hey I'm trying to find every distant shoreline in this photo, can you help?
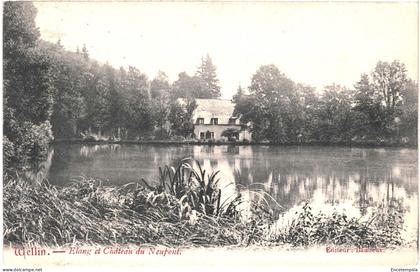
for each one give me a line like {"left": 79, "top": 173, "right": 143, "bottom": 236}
{"left": 53, "top": 138, "right": 417, "bottom": 148}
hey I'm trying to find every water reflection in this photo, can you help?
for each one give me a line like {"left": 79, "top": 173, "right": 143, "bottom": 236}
{"left": 45, "top": 144, "right": 417, "bottom": 219}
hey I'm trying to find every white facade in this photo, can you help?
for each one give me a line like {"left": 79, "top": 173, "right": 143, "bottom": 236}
{"left": 190, "top": 99, "right": 251, "bottom": 141}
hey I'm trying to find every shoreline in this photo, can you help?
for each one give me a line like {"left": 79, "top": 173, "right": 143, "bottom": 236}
{"left": 53, "top": 138, "right": 418, "bottom": 148}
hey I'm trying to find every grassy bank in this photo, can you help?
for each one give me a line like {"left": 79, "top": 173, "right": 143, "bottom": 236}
{"left": 3, "top": 160, "right": 407, "bottom": 248}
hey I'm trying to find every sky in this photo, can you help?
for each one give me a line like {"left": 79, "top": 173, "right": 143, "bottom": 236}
{"left": 34, "top": 2, "right": 418, "bottom": 99}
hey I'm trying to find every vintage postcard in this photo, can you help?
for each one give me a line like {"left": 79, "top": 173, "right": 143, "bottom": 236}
{"left": 1, "top": 1, "right": 418, "bottom": 271}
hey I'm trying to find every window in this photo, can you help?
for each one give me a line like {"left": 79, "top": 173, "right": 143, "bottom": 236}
{"left": 196, "top": 118, "right": 204, "bottom": 125}
{"left": 228, "top": 118, "right": 237, "bottom": 125}
{"left": 205, "top": 131, "right": 215, "bottom": 139}
{"left": 210, "top": 118, "right": 218, "bottom": 125}
{"left": 199, "top": 132, "right": 205, "bottom": 139}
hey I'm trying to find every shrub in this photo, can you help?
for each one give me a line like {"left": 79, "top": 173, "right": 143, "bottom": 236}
{"left": 3, "top": 136, "right": 15, "bottom": 169}
{"left": 5, "top": 120, "right": 53, "bottom": 171}
{"left": 268, "top": 202, "right": 405, "bottom": 248}
{"left": 153, "top": 128, "right": 170, "bottom": 140}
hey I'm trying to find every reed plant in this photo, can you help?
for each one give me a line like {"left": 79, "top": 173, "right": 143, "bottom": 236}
{"left": 142, "top": 159, "right": 246, "bottom": 218}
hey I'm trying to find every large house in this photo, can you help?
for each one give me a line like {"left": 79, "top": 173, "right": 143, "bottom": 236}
{"left": 188, "top": 99, "right": 251, "bottom": 141}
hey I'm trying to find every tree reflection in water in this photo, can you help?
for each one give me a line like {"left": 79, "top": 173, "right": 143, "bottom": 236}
{"left": 43, "top": 144, "right": 417, "bottom": 218}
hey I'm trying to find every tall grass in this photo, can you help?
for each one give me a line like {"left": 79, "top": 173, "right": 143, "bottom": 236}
{"left": 3, "top": 160, "right": 408, "bottom": 248}
{"left": 141, "top": 159, "right": 227, "bottom": 217}
{"left": 267, "top": 202, "right": 405, "bottom": 248}
{"left": 3, "top": 174, "right": 245, "bottom": 247}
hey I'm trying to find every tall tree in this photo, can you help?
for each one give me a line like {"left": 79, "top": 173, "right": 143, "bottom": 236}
{"left": 168, "top": 99, "right": 197, "bottom": 138}
{"left": 124, "top": 66, "right": 153, "bottom": 139}
{"left": 234, "top": 65, "right": 304, "bottom": 142}
{"left": 3, "top": 2, "right": 55, "bottom": 168}
{"left": 150, "top": 71, "right": 170, "bottom": 99}
{"left": 48, "top": 42, "right": 87, "bottom": 138}
{"left": 150, "top": 71, "right": 171, "bottom": 137}
{"left": 103, "top": 63, "right": 127, "bottom": 139}
{"left": 196, "top": 54, "right": 221, "bottom": 98}
{"left": 232, "top": 84, "right": 245, "bottom": 105}
{"left": 295, "top": 84, "right": 320, "bottom": 141}
{"left": 81, "top": 44, "right": 89, "bottom": 60}
{"left": 372, "top": 61, "right": 407, "bottom": 112}
{"left": 171, "top": 72, "right": 208, "bottom": 98}
{"left": 248, "top": 65, "right": 298, "bottom": 142}
{"left": 317, "top": 84, "right": 355, "bottom": 142}
{"left": 353, "top": 73, "right": 386, "bottom": 139}
{"left": 353, "top": 61, "right": 410, "bottom": 141}
{"left": 398, "top": 80, "right": 418, "bottom": 144}
{"left": 3, "top": 2, "right": 55, "bottom": 125}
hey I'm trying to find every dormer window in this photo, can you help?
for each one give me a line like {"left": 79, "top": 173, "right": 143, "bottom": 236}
{"left": 228, "top": 118, "right": 237, "bottom": 125}
{"left": 196, "top": 118, "right": 204, "bottom": 124}
{"left": 210, "top": 118, "right": 218, "bottom": 125}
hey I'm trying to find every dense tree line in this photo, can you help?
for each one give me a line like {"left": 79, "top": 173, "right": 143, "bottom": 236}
{"left": 3, "top": 2, "right": 220, "bottom": 168}
{"left": 234, "top": 63, "right": 417, "bottom": 145}
{"left": 42, "top": 43, "right": 219, "bottom": 141}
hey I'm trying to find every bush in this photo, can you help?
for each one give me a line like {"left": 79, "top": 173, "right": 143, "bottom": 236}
{"left": 3, "top": 136, "right": 15, "bottom": 169}
{"left": 268, "top": 202, "right": 405, "bottom": 248}
{"left": 153, "top": 128, "right": 170, "bottom": 140}
{"left": 5, "top": 120, "right": 54, "bottom": 171}
{"left": 170, "top": 135, "right": 186, "bottom": 141}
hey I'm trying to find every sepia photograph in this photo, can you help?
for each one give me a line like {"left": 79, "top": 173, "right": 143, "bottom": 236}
{"left": 2, "top": 1, "right": 418, "bottom": 271}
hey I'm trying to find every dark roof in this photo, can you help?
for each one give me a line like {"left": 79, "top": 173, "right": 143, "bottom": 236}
{"left": 179, "top": 98, "right": 237, "bottom": 124}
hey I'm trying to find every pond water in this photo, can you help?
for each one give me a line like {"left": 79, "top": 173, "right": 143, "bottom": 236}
{"left": 43, "top": 144, "right": 418, "bottom": 238}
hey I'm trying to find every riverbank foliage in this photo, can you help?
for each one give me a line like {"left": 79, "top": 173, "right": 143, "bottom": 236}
{"left": 3, "top": 160, "right": 407, "bottom": 248}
